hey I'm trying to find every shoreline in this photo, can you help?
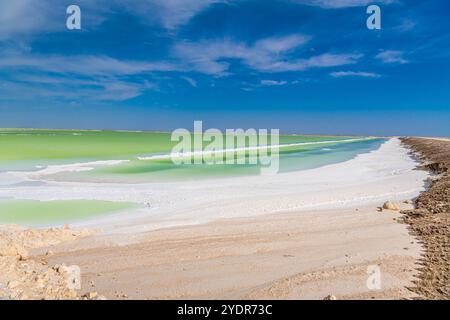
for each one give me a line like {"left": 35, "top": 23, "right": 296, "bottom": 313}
{"left": 74, "top": 138, "right": 428, "bottom": 235}
{"left": 0, "top": 127, "right": 373, "bottom": 138}
{"left": 0, "top": 137, "right": 434, "bottom": 300}
{"left": 0, "top": 138, "right": 425, "bottom": 235}
{"left": 399, "top": 137, "right": 450, "bottom": 299}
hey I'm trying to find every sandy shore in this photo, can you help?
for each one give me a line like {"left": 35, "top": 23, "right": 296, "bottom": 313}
{"left": 0, "top": 138, "right": 432, "bottom": 299}
{"left": 38, "top": 203, "right": 421, "bottom": 300}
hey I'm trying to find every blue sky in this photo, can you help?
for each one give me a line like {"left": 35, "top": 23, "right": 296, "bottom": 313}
{"left": 0, "top": 0, "right": 449, "bottom": 136}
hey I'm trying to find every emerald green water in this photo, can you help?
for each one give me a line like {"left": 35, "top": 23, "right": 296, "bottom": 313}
{"left": 0, "top": 129, "right": 354, "bottom": 163}
{"left": 71, "top": 138, "right": 385, "bottom": 182}
{"left": 0, "top": 129, "right": 172, "bottom": 161}
{"left": 0, "top": 129, "right": 385, "bottom": 225}
{"left": 0, "top": 199, "right": 135, "bottom": 225}
{"left": 0, "top": 129, "right": 384, "bottom": 182}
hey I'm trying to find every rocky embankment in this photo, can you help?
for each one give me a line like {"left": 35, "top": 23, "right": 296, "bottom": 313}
{"left": 400, "top": 137, "right": 450, "bottom": 299}
{"left": 0, "top": 224, "right": 100, "bottom": 300}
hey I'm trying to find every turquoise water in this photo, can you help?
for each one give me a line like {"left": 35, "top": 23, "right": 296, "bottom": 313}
{"left": 279, "top": 138, "right": 385, "bottom": 172}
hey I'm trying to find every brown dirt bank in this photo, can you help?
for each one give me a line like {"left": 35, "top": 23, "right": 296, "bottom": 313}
{"left": 400, "top": 137, "right": 450, "bottom": 299}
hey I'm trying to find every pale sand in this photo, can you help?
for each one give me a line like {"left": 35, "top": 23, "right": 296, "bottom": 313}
{"left": 0, "top": 225, "right": 93, "bottom": 300}
{"left": 37, "top": 203, "right": 421, "bottom": 300}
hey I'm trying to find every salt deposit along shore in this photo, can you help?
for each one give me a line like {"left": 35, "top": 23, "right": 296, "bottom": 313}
{"left": 0, "top": 138, "right": 431, "bottom": 299}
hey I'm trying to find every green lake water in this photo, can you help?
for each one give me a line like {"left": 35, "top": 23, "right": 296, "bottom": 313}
{"left": 0, "top": 199, "right": 135, "bottom": 225}
{"left": 0, "top": 129, "right": 385, "bottom": 225}
{"left": 0, "top": 129, "right": 384, "bottom": 182}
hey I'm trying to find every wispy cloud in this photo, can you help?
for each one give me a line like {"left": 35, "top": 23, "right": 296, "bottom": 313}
{"left": 0, "top": 53, "right": 170, "bottom": 102}
{"left": 393, "top": 19, "right": 417, "bottom": 32}
{"left": 3, "top": 74, "right": 158, "bottom": 101}
{"left": 290, "top": 0, "right": 395, "bottom": 9}
{"left": 172, "top": 35, "right": 361, "bottom": 75}
{"left": 0, "top": 0, "right": 57, "bottom": 40}
{"left": 0, "top": 54, "right": 180, "bottom": 76}
{"left": 0, "top": 0, "right": 107, "bottom": 40}
{"left": 0, "top": 0, "right": 223, "bottom": 40}
{"left": 172, "top": 34, "right": 310, "bottom": 75}
{"left": 154, "top": 0, "right": 224, "bottom": 30}
{"left": 181, "top": 76, "right": 198, "bottom": 87}
{"left": 376, "top": 50, "right": 408, "bottom": 64}
{"left": 331, "top": 71, "right": 381, "bottom": 78}
{"left": 115, "top": 0, "right": 225, "bottom": 30}
{"left": 2, "top": 73, "right": 157, "bottom": 102}
{"left": 261, "top": 80, "right": 288, "bottom": 86}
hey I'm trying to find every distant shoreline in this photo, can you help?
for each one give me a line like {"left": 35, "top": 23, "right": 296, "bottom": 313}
{"left": 0, "top": 127, "right": 379, "bottom": 138}
{"left": 2, "top": 127, "right": 448, "bottom": 140}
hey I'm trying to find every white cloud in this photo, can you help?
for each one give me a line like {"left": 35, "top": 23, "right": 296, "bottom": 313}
{"left": 253, "top": 34, "right": 310, "bottom": 53}
{"left": 0, "top": 0, "right": 56, "bottom": 40}
{"left": 181, "top": 76, "right": 198, "bottom": 87}
{"left": 97, "top": 81, "right": 156, "bottom": 101}
{"left": 376, "top": 50, "right": 408, "bottom": 64}
{"left": 291, "top": 0, "right": 395, "bottom": 8}
{"left": 331, "top": 71, "right": 381, "bottom": 78}
{"left": 0, "top": 0, "right": 107, "bottom": 40}
{"left": 393, "top": 19, "right": 417, "bottom": 32}
{"left": 115, "top": 0, "right": 225, "bottom": 30}
{"left": 261, "top": 80, "right": 288, "bottom": 86}
{"left": 0, "top": 0, "right": 222, "bottom": 40}
{"left": 172, "top": 35, "right": 361, "bottom": 75}
{"left": 0, "top": 54, "right": 180, "bottom": 76}
{"left": 0, "top": 77, "right": 154, "bottom": 102}
{"left": 0, "top": 53, "right": 169, "bottom": 102}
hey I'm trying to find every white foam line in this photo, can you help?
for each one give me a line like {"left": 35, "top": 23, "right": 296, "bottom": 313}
{"left": 9, "top": 160, "right": 129, "bottom": 180}
{"left": 7, "top": 138, "right": 373, "bottom": 180}
{"left": 137, "top": 138, "right": 372, "bottom": 161}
